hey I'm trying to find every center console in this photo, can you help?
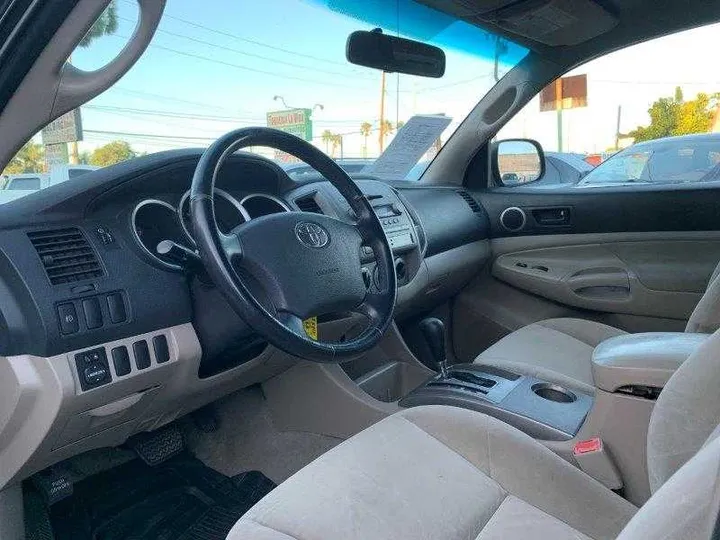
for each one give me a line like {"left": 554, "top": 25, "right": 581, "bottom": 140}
{"left": 400, "top": 363, "right": 593, "bottom": 441}
{"left": 399, "top": 317, "right": 593, "bottom": 441}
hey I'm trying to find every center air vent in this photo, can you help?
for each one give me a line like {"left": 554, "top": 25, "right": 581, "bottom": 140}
{"left": 457, "top": 190, "right": 482, "bottom": 213}
{"left": 28, "top": 227, "right": 104, "bottom": 285}
{"left": 295, "top": 195, "right": 323, "bottom": 214}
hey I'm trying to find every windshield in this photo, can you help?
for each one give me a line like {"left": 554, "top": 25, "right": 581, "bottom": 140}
{"left": 579, "top": 136, "right": 720, "bottom": 186}
{"left": 2, "top": 0, "right": 528, "bottom": 201}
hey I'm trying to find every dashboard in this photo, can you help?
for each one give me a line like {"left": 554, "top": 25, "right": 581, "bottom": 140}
{"left": 0, "top": 149, "right": 490, "bottom": 489}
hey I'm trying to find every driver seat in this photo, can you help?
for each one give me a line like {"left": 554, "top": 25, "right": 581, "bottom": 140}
{"left": 227, "top": 329, "right": 720, "bottom": 539}
{"left": 472, "top": 259, "right": 720, "bottom": 394}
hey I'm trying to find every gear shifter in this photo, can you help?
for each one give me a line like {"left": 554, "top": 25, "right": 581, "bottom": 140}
{"left": 419, "top": 317, "right": 448, "bottom": 378}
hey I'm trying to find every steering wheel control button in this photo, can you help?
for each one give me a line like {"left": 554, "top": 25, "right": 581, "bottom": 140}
{"left": 133, "top": 340, "right": 151, "bottom": 369}
{"left": 111, "top": 346, "right": 131, "bottom": 376}
{"left": 294, "top": 222, "right": 329, "bottom": 248}
{"left": 82, "top": 297, "right": 103, "bottom": 329}
{"left": 57, "top": 303, "right": 79, "bottom": 334}
{"left": 74, "top": 348, "right": 112, "bottom": 391}
{"left": 153, "top": 335, "right": 170, "bottom": 363}
{"left": 107, "top": 293, "right": 127, "bottom": 323}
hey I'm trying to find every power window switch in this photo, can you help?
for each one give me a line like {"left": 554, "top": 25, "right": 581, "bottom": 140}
{"left": 133, "top": 340, "right": 151, "bottom": 369}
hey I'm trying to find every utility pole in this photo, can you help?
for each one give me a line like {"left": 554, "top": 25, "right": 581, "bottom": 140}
{"left": 555, "top": 78, "right": 563, "bottom": 152}
{"left": 379, "top": 71, "right": 386, "bottom": 152}
{"left": 615, "top": 105, "right": 622, "bottom": 150}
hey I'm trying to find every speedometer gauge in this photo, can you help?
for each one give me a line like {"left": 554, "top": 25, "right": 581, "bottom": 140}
{"left": 178, "top": 189, "right": 250, "bottom": 242}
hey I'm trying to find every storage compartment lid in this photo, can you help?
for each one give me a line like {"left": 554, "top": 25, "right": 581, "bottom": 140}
{"left": 592, "top": 332, "right": 710, "bottom": 393}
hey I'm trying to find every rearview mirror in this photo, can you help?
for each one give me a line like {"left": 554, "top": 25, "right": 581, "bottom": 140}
{"left": 493, "top": 139, "right": 545, "bottom": 186}
{"left": 346, "top": 30, "right": 446, "bottom": 78}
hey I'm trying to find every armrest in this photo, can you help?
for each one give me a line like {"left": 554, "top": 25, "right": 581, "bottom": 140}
{"left": 592, "top": 333, "right": 709, "bottom": 393}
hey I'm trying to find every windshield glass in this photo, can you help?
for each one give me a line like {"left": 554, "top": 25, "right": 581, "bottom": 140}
{"left": 579, "top": 136, "right": 720, "bottom": 186}
{"left": 2, "top": 0, "right": 528, "bottom": 201}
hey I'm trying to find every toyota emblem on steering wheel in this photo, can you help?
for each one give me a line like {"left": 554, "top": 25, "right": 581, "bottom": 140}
{"left": 295, "top": 222, "right": 330, "bottom": 248}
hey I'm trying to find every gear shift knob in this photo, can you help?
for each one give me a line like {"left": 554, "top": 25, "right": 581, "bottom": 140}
{"left": 419, "top": 317, "right": 448, "bottom": 378}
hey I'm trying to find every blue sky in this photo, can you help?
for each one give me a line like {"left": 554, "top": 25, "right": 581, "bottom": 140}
{"left": 69, "top": 0, "right": 516, "bottom": 158}
{"left": 67, "top": 1, "right": 720, "bottom": 159}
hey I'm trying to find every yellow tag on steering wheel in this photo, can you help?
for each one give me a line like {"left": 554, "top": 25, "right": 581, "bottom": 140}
{"left": 303, "top": 317, "right": 318, "bottom": 340}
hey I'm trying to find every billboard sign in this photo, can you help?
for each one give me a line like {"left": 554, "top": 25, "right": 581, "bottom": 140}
{"left": 41, "top": 109, "right": 83, "bottom": 145}
{"left": 45, "top": 143, "right": 69, "bottom": 168}
{"left": 540, "top": 74, "right": 587, "bottom": 111}
{"left": 266, "top": 108, "right": 313, "bottom": 141}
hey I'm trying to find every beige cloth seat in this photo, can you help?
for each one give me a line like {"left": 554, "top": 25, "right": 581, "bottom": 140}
{"left": 228, "top": 330, "right": 720, "bottom": 539}
{"left": 473, "top": 261, "right": 720, "bottom": 393}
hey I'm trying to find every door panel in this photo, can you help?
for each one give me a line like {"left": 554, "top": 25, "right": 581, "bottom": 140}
{"left": 452, "top": 232, "right": 720, "bottom": 361}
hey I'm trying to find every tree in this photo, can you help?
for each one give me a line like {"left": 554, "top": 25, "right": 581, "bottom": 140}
{"left": 629, "top": 87, "right": 718, "bottom": 142}
{"left": 321, "top": 130, "right": 334, "bottom": 154}
{"left": 396, "top": 120, "right": 406, "bottom": 130}
{"left": 380, "top": 120, "right": 394, "bottom": 140}
{"left": 360, "top": 122, "right": 372, "bottom": 158}
{"left": 79, "top": 1, "right": 118, "bottom": 47}
{"left": 3, "top": 141, "right": 44, "bottom": 174}
{"left": 89, "top": 141, "right": 137, "bottom": 167}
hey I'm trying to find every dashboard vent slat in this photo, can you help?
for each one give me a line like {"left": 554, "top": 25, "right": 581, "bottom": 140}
{"left": 28, "top": 227, "right": 103, "bottom": 285}
{"left": 295, "top": 195, "right": 323, "bottom": 214}
{"left": 457, "top": 190, "right": 482, "bottom": 213}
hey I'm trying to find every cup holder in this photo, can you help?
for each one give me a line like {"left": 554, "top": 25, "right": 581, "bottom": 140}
{"left": 532, "top": 383, "right": 577, "bottom": 404}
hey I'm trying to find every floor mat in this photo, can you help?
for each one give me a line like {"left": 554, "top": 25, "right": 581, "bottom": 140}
{"left": 48, "top": 455, "right": 275, "bottom": 540}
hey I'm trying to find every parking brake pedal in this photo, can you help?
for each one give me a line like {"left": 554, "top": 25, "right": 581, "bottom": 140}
{"left": 128, "top": 425, "right": 184, "bottom": 466}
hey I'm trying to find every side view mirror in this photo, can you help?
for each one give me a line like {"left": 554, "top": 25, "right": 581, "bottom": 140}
{"left": 493, "top": 139, "right": 545, "bottom": 186}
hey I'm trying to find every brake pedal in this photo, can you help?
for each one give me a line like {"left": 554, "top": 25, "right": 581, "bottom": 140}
{"left": 128, "top": 425, "right": 184, "bottom": 466}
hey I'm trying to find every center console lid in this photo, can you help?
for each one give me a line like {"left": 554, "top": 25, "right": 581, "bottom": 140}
{"left": 592, "top": 332, "right": 709, "bottom": 393}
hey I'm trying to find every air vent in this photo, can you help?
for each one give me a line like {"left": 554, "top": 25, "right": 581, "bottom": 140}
{"left": 28, "top": 227, "right": 104, "bottom": 285}
{"left": 457, "top": 191, "right": 482, "bottom": 213}
{"left": 295, "top": 195, "right": 323, "bottom": 214}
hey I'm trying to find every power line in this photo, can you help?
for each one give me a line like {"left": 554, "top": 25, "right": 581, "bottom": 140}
{"left": 122, "top": 0, "right": 351, "bottom": 69}
{"left": 84, "top": 129, "right": 217, "bottom": 142}
{"left": 85, "top": 104, "right": 374, "bottom": 125}
{"left": 117, "top": 15, "right": 375, "bottom": 82}
{"left": 111, "top": 33, "right": 376, "bottom": 90}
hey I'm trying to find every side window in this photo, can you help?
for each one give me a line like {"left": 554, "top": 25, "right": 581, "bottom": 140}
{"left": 495, "top": 22, "right": 720, "bottom": 189}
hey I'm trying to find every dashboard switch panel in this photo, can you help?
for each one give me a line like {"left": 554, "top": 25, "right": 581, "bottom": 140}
{"left": 133, "top": 340, "right": 151, "bottom": 369}
{"left": 107, "top": 293, "right": 127, "bottom": 323}
{"left": 57, "top": 303, "right": 79, "bottom": 335}
{"left": 74, "top": 348, "right": 111, "bottom": 391}
{"left": 111, "top": 346, "right": 131, "bottom": 376}
{"left": 82, "top": 297, "right": 103, "bottom": 329}
{"left": 153, "top": 335, "right": 170, "bottom": 364}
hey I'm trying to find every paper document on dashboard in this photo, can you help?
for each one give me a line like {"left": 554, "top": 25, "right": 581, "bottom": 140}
{"left": 363, "top": 114, "right": 452, "bottom": 180}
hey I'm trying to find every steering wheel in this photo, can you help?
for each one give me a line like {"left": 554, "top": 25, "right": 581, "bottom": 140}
{"left": 190, "top": 127, "right": 397, "bottom": 363}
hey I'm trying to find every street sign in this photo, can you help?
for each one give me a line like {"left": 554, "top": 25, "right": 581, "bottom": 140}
{"left": 266, "top": 108, "right": 313, "bottom": 141}
{"left": 41, "top": 109, "right": 83, "bottom": 145}
{"left": 45, "top": 143, "right": 69, "bottom": 168}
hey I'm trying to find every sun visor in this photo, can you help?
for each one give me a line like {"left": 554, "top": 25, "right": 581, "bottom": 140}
{"left": 419, "top": 0, "right": 618, "bottom": 47}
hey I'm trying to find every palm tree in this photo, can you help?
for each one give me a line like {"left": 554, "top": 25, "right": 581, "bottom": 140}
{"left": 79, "top": 1, "right": 118, "bottom": 47}
{"left": 360, "top": 122, "right": 372, "bottom": 158}
{"left": 380, "top": 120, "right": 394, "bottom": 144}
{"left": 331, "top": 134, "right": 343, "bottom": 159}
{"left": 321, "top": 130, "right": 334, "bottom": 154}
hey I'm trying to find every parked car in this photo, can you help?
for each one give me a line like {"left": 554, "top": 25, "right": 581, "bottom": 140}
{"left": 0, "top": 164, "right": 98, "bottom": 203}
{"left": 575, "top": 133, "right": 720, "bottom": 188}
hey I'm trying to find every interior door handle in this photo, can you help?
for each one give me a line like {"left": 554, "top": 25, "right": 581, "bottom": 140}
{"left": 566, "top": 269, "right": 630, "bottom": 291}
{"left": 532, "top": 207, "right": 571, "bottom": 226}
